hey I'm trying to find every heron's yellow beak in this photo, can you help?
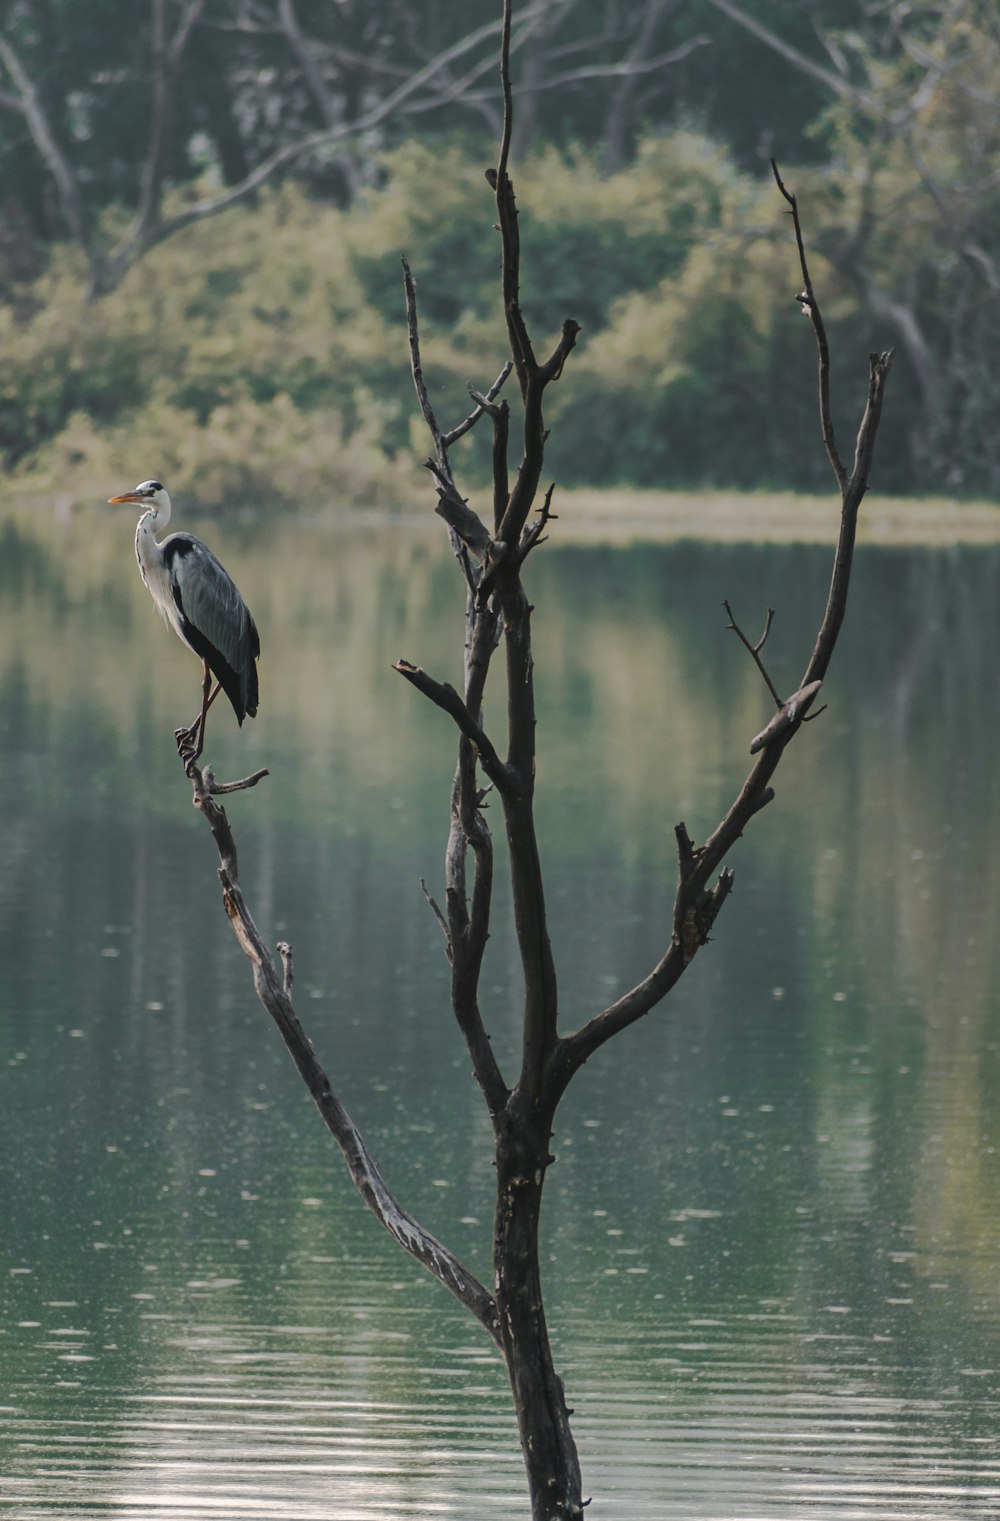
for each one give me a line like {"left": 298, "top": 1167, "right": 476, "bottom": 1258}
{"left": 108, "top": 491, "right": 145, "bottom": 504}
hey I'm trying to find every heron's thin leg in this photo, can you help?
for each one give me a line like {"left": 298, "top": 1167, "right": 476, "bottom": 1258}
{"left": 176, "top": 664, "right": 220, "bottom": 770}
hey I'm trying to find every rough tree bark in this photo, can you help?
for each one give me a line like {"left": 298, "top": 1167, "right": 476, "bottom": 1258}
{"left": 174, "top": 6, "right": 892, "bottom": 1518}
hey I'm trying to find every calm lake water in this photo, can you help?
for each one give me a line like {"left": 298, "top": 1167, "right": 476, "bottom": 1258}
{"left": 3, "top": 499, "right": 1000, "bottom": 1518}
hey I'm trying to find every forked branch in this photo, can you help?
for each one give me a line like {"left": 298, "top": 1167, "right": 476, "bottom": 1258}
{"left": 724, "top": 600, "right": 781, "bottom": 707}
{"left": 557, "top": 170, "right": 892, "bottom": 1086}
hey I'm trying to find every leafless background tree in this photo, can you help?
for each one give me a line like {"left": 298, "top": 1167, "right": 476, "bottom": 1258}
{"left": 0, "top": 0, "right": 706, "bottom": 297}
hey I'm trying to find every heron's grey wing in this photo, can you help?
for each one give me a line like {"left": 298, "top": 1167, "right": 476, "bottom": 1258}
{"left": 164, "top": 534, "right": 260, "bottom": 718}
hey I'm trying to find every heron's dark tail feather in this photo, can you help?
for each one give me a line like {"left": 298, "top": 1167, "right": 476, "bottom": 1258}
{"left": 181, "top": 618, "right": 258, "bottom": 724}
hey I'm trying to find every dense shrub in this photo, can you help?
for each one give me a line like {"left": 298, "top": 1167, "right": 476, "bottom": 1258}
{"left": 0, "top": 131, "right": 989, "bottom": 505}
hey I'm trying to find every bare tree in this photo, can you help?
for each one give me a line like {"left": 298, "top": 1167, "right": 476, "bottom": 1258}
{"left": 705, "top": 0, "right": 998, "bottom": 475}
{"left": 173, "top": 6, "right": 892, "bottom": 1517}
{"left": 0, "top": 0, "right": 708, "bottom": 299}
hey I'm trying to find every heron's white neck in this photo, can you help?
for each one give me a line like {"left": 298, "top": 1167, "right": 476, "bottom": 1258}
{"left": 135, "top": 496, "right": 172, "bottom": 588}
{"left": 148, "top": 490, "right": 172, "bottom": 533}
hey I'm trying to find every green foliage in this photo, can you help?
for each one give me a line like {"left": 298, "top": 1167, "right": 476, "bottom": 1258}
{"left": 2, "top": 184, "right": 421, "bottom": 506}
{"left": 2, "top": 106, "right": 998, "bottom": 505}
{"left": 2, "top": 0, "right": 998, "bottom": 502}
{"left": 0, "top": 137, "right": 844, "bottom": 500}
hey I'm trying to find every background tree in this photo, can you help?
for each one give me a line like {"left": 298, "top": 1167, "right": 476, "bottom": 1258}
{"left": 2, "top": 0, "right": 994, "bottom": 494}
{"left": 0, "top": 0, "right": 711, "bottom": 296}
{"left": 706, "top": 0, "right": 1000, "bottom": 488}
{"left": 167, "top": 4, "right": 893, "bottom": 1516}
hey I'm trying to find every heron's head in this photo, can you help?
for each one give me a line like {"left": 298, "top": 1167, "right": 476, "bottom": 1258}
{"left": 108, "top": 479, "right": 169, "bottom": 512}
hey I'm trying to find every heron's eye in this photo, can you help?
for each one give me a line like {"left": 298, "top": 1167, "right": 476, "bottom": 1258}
{"left": 147, "top": 480, "right": 163, "bottom": 493}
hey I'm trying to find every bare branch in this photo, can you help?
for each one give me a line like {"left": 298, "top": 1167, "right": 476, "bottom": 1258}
{"left": 445, "top": 761, "right": 510, "bottom": 1118}
{"left": 497, "top": 0, "right": 516, "bottom": 189}
{"left": 402, "top": 256, "right": 493, "bottom": 562}
{"left": 201, "top": 763, "right": 270, "bottom": 794}
{"left": 402, "top": 216, "right": 513, "bottom": 1121}
{"left": 540, "top": 35, "right": 711, "bottom": 88}
{"left": 444, "top": 361, "right": 514, "bottom": 448}
{"left": 93, "top": 0, "right": 208, "bottom": 295}
{"left": 420, "top": 877, "right": 453, "bottom": 958}
{"left": 749, "top": 680, "right": 823, "bottom": 754}
{"left": 0, "top": 34, "right": 90, "bottom": 253}
{"left": 390, "top": 31, "right": 712, "bottom": 122}
{"left": 444, "top": 590, "right": 510, "bottom": 1120}
{"left": 705, "top": 0, "right": 869, "bottom": 106}
{"left": 168, "top": 0, "right": 205, "bottom": 64}
{"left": 801, "top": 348, "right": 893, "bottom": 690}
{"left": 724, "top": 599, "right": 781, "bottom": 708}
{"left": 516, "top": 483, "right": 558, "bottom": 566}
{"left": 185, "top": 754, "right": 501, "bottom": 1347}
{"left": 539, "top": 318, "right": 583, "bottom": 385}
{"left": 402, "top": 256, "right": 447, "bottom": 468}
{"left": 408, "top": 334, "right": 510, "bottom": 554}
{"left": 493, "top": 3, "right": 538, "bottom": 398}
{"left": 469, "top": 391, "right": 512, "bottom": 534}
{"left": 556, "top": 174, "right": 893, "bottom": 1084}
{"left": 109, "top": 5, "right": 549, "bottom": 285}
{"left": 427, "top": 473, "right": 494, "bottom": 561}
{"left": 276, "top": 0, "right": 339, "bottom": 126}
{"left": 771, "top": 159, "right": 847, "bottom": 493}
{"left": 393, "top": 660, "right": 511, "bottom": 796}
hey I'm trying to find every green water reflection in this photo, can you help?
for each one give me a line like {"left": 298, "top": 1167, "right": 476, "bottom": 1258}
{"left": 2, "top": 502, "right": 1000, "bottom": 1517}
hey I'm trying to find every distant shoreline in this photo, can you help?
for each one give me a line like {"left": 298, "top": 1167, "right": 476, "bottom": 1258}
{"left": 8, "top": 485, "right": 1000, "bottom": 548}
{"left": 551, "top": 489, "right": 1000, "bottom": 547}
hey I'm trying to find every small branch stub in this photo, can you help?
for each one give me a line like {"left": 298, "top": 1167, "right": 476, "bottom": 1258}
{"left": 201, "top": 763, "right": 271, "bottom": 795}
{"left": 278, "top": 940, "right": 294, "bottom": 998}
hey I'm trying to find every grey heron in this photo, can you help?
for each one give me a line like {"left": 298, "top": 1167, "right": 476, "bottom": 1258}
{"left": 108, "top": 479, "right": 260, "bottom": 768}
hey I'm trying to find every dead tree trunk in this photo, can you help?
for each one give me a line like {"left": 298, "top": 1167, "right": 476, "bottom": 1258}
{"left": 177, "top": 6, "right": 892, "bottom": 1518}
{"left": 494, "top": 1097, "right": 582, "bottom": 1518}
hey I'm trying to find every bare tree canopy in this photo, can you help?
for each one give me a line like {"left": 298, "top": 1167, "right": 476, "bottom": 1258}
{"left": 160, "top": 5, "right": 893, "bottom": 1515}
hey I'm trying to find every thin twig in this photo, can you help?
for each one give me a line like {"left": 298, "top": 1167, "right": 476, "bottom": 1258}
{"left": 516, "top": 483, "right": 558, "bottom": 566}
{"left": 493, "top": 0, "right": 536, "bottom": 394}
{"left": 402, "top": 255, "right": 447, "bottom": 470}
{"left": 771, "top": 158, "right": 847, "bottom": 493}
{"left": 444, "top": 361, "right": 514, "bottom": 447}
{"left": 497, "top": 0, "right": 514, "bottom": 187}
{"left": 723, "top": 600, "right": 782, "bottom": 708}
{"left": 801, "top": 348, "right": 893, "bottom": 689}
{"left": 404, "top": 256, "right": 492, "bottom": 561}
{"left": 420, "top": 877, "right": 453, "bottom": 959}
